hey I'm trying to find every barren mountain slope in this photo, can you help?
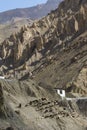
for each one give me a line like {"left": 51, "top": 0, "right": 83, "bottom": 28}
{"left": 0, "top": 0, "right": 87, "bottom": 95}
{"left": 0, "top": 78, "right": 87, "bottom": 130}
{"left": 0, "top": 0, "right": 87, "bottom": 129}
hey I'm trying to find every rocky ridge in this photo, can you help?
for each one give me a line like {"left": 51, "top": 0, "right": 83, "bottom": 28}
{"left": 0, "top": 0, "right": 62, "bottom": 23}
{"left": 0, "top": 0, "right": 62, "bottom": 43}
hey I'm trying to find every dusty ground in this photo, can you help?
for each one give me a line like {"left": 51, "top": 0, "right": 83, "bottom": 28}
{"left": 0, "top": 78, "right": 87, "bottom": 130}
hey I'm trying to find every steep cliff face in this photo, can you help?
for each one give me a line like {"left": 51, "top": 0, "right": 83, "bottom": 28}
{"left": 0, "top": 0, "right": 87, "bottom": 95}
{"left": 1, "top": 0, "right": 87, "bottom": 64}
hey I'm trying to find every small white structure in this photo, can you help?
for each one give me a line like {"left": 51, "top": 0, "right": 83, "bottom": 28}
{"left": 0, "top": 76, "right": 5, "bottom": 79}
{"left": 57, "top": 89, "right": 66, "bottom": 99}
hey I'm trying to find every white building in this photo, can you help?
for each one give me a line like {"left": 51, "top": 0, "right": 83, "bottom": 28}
{"left": 57, "top": 89, "right": 66, "bottom": 99}
{"left": 0, "top": 76, "right": 5, "bottom": 79}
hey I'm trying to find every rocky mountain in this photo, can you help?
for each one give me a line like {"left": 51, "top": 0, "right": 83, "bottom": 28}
{"left": 0, "top": 0, "right": 62, "bottom": 24}
{"left": 0, "top": 0, "right": 62, "bottom": 43}
{"left": 0, "top": 0, "right": 87, "bottom": 129}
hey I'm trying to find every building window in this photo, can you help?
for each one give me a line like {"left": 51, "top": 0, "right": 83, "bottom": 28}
{"left": 60, "top": 90, "right": 62, "bottom": 94}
